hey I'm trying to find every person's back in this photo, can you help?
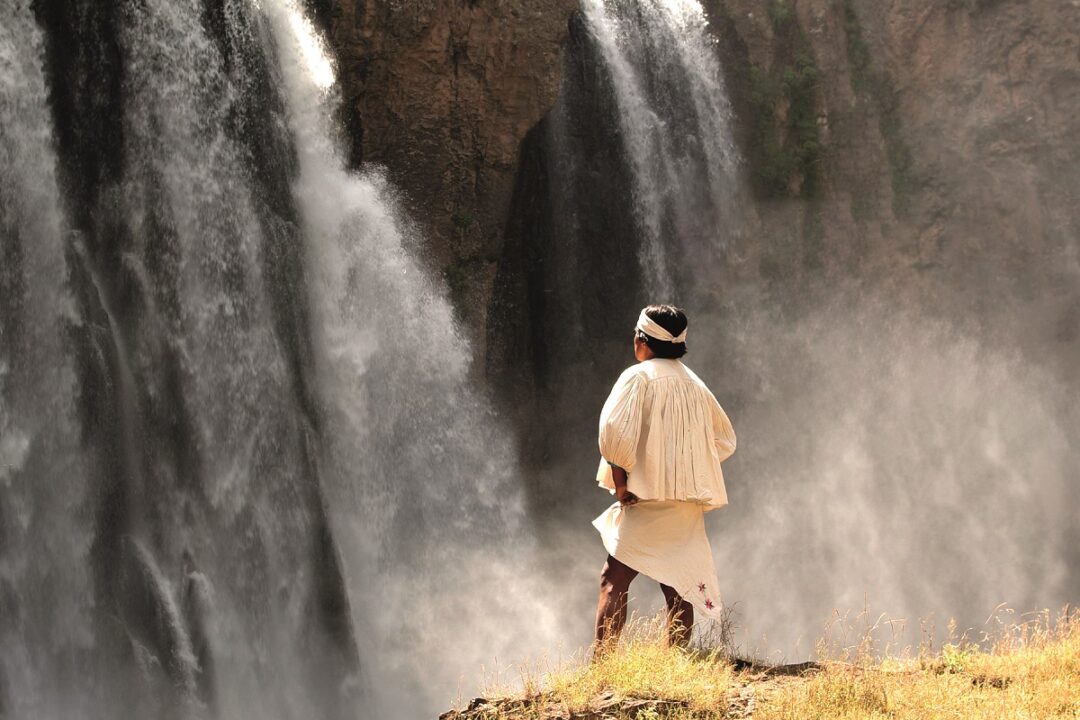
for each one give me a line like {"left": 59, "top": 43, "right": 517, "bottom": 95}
{"left": 591, "top": 305, "right": 737, "bottom": 652}
{"left": 597, "top": 357, "right": 736, "bottom": 508}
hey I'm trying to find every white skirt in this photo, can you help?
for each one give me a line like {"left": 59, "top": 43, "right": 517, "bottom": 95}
{"left": 593, "top": 499, "right": 724, "bottom": 622}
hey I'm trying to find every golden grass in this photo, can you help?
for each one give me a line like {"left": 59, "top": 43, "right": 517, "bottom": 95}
{"left": 544, "top": 618, "right": 735, "bottom": 717}
{"left": 448, "top": 608, "right": 1079, "bottom": 720}
{"left": 461, "top": 615, "right": 735, "bottom": 719}
{"left": 759, "top": 608, "right": 1080, "bottom": 720}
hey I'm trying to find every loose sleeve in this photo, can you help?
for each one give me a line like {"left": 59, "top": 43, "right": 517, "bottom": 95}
{"left": 710, "top": 396, "right": 737, "bottom": 463}
{"left": 598, "top": 368, "right": 648, "bottom": 471}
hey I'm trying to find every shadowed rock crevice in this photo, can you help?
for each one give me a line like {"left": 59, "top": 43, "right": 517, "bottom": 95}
{"left": 487, "top": 9, "right": 646, "bottom": 515}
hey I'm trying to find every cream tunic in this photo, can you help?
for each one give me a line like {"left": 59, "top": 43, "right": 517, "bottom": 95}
{"left": 595, "top": 359, "right": 736, "bottom": 509}
{"left": 593, "top": 500, "right": 724, "bottom": 621}
{"left": 592, "top": 358, "right": 736, "bottom": 623}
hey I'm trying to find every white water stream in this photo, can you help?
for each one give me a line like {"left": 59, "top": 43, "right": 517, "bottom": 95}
{"left": 579, "top": 0, "right": 740, "bottom": 299}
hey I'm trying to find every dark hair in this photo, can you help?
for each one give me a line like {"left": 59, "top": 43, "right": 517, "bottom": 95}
{"left": 637, "top": 304, "right": 688, "bottom": 359}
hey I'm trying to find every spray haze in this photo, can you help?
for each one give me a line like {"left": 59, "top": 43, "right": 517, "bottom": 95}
{"left": 700, "top": 289, "right": 1078, "bottom": 656}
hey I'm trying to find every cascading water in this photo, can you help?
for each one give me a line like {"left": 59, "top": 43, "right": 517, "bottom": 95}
{"left": 1, "top": 0, "right": 559, "bottom": 717}
{"left": 3, "top": 0, "right": 361, "bottom": 714}
{"left": 579, "top": 0, "right": 740, "bottom": 299}
{"left": 584, "top": 0, "right": 1079, "bottom": 659}
{"left": 1, "top": 3, "right": 90, "bottom": 716}
{"left": 269, "top": 5, "right": 560, "bottom": 717}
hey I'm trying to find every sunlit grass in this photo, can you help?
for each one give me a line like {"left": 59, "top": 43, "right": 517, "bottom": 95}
{"left": 446, "top": 608, "right": 1079, "bottom": 719}
{"left": 545, "top": 620, "right": 734, "bottom": 715}
{"left": 463, "top": 614, "right": 735, "bottom": 719}
{"left": 757, "top": 607, "right": 1080, "bottom": 720}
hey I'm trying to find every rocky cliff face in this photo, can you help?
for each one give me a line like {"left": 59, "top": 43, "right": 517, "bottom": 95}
{"left": 323, "top": 0, "right": 576, "bottom": 340}
{"left": 322, "top": 2, "right": 1080, "bottom": 540}
{"left": 315, "top": 0, "right": 1080, "bottom": 668}
{"left": 709, "top": 0, "right": 1080, "bottom": 307}
{"left": 324, "top": 0, "right": 1080, "bottom": 371}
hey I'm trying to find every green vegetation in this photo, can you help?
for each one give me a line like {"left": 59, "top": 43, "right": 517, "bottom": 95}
{"left": 444, "top": 610, "right": 1080, "bottom": 719}
{"left": 736, "top": 4, "right": 825, "bottom": 280}
{"left": 839, "top": 0, "right": 917, "bottom": 218}
{"left": 849, "top": 191, "right": 875, "bottom": 224}
{"left": 444, "top": 208, "right": 478, "bottom": 320}
{"left": 840, "top": 0, "right": 874, "bottom": 97}
{"left": 745, "top": 5, "right": 821, "bottom": 200}
{"left": 767, "top": 0, "right": 795, "bottom": 26}
{"left": 452, "top": 209, "right": 475, "bottom": 231}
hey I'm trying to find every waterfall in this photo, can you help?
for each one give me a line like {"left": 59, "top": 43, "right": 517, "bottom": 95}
{"left": 3, "top": 0, "right": 360, "bottom": 713}
{"left": 1, "top": 0, "right": 557, "bottom": 717}
{"left": 1, "top": 3, "right": 91, "bottom": 717}
{"left": 579, "top": 0, "right": 740, "bottom": 299}
{"left": 268, "top": 4, "right": 558, "bottom": 717}
{"left": 488, "top": 0, "right": 747, "bottom": 519}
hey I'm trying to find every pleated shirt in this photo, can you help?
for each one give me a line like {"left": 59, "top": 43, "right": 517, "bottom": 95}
{"left": 596, "top": 358, "right": 736, "bottom": 509}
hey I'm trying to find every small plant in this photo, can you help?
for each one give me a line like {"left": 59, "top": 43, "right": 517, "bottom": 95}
{"left": 451, "top": 209, "right": 474, "bottom": 231}
{"left": 941, "top": 642, "right": 973, "bottom": 673}
{"left": 767, "top": 0, "right": 794, "bottom": 25}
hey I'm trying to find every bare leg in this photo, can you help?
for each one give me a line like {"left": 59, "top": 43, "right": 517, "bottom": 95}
{"left": 660, "top": 584, "right": 694, "bottom": 648}
{"left": 594, "top": 555, "right": 638, "bottom": 653}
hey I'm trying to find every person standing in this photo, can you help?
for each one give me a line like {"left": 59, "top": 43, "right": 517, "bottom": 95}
{"left": 593, "top": 305, "right": 736, "bottom": 649}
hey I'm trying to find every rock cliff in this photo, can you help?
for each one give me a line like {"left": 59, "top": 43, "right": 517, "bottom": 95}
{"left": 323, "top": 0, "right": 576, "bottom": 339}
{"left": 709, "top": 0, "right": 1080, "bottom": 312}
{"left": 316, "top": 0, "right": 1080, "bottom": 681}
{"left": 324, "top": 0, "right": 1080, "bottom": 375}
{"left": 321, "top": 1, "right": 1080, "bottom": 541}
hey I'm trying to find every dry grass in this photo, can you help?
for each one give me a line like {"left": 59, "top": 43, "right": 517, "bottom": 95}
{"left": 446, "top": 614, "right": 736, "bottom": 719}
{"left": 542, "top": 616, "right": 735, "bottom": 717}
{"left": 443, "top": 608, "right": 1079, "bottom": 720}
{"left": 759, "top": 608, "right": 1080, "bottom": 720}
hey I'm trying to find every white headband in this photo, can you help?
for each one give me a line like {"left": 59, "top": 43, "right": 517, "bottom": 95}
{"left": 636, "top": 309, "right": 687, "bottom": 344}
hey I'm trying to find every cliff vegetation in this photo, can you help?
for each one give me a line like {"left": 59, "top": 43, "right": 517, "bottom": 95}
{"left": 441, "top": 609, "right": 1079, "bottom": 719}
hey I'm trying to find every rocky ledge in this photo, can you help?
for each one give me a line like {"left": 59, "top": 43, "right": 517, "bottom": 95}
{"left": 438, "top": 661, "right": 821, "bottom": 720}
